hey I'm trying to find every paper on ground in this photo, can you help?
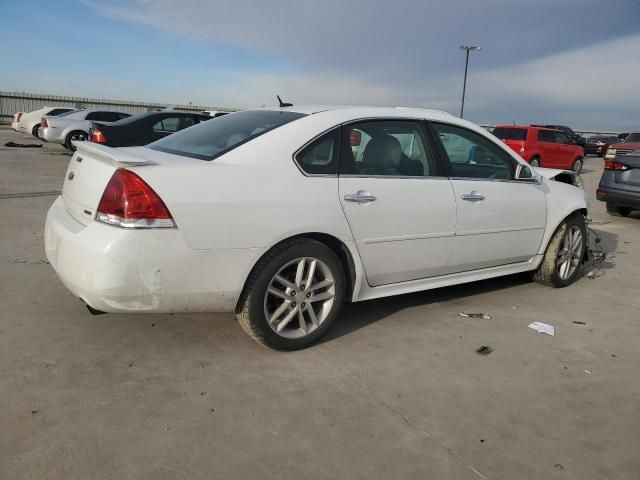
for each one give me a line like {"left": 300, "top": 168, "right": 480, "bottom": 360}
{"left": 528, "top": 321, "right": 555, "bottom": 336}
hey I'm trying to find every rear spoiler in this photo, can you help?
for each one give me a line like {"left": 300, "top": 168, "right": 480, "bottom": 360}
{"left": 74, "top": 141, "right": 156, "bottom": 166}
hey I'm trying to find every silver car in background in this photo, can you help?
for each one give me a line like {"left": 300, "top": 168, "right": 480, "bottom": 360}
{"left": 40, "top": 109, "right": 131, "bottom": 150}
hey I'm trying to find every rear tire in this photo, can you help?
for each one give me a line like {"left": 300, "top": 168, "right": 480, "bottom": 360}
{"left": 533, "top": 214, "right": 586, "bottom": 288}
{"left": 65, "top": 131, "right": 88, "bottom": 151}
{"left": 572, "top": 157, "right": 584, "bottom": 173}
{"left": 606, "top": 203, "right": 631, "bottom": 217}
{"left": 235, "top": 238, "right": 345, "bottom": 350}
{"left": 530, "top": 156, "right": 540, "bottom": 168}
{"left": 31, "top": 124, "right": 40, "bottom": 138}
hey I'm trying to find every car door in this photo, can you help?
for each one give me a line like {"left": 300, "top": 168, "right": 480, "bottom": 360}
{"left": 431, "top": 122, "right": 547, "bottom": 272}
{"left": 553, "top": 131, "right": 574, "bottom": 169}
{"left": 536, "top": 129, "right": 557, "bottom": 166}
{"left": 338, "top": 119, "right": 457, "bottom": 286}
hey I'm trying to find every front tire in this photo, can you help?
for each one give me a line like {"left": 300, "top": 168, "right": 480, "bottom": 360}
{"left": 572, "top": 157, "right": 584, "bottom": 173}
{"left": 533, "top": 214, "right": 586, "bottom": 288}
{"left": 530, "top": 156, "right": 540, "bottom": 168}
{"left": 606, "top": 203, "right": 631, "bottom": 217}
{"left": 236, "top": 238, "right": 345, "bottom": 350}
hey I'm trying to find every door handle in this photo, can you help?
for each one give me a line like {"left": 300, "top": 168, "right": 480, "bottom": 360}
{"left": 344, "top": 191, "right": 377, "bottom": 203}
{"left": 461, "top": 191, "right": 485, "bottom": 202}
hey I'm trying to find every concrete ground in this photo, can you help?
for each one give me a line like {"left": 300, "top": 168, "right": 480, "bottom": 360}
{"left": 1, "top": 126, "right": 639, "bottom": 480}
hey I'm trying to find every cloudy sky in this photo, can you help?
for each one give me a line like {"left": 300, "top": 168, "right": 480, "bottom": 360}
{"left": 2, "top": 0, "right": 639, "bottom": 129}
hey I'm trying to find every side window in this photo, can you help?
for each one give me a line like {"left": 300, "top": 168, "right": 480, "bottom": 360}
{"left": 340, "top": 120, "right": 434, "bottom": 177}
{"left": 181, "top": 116, "right": 196, "bottom": 128}
{"left": 554, "top": 131, "right": 570, "bottom": 144}
{"left": 432, "top": 123, "right": 515, "bottom": 180}
{"left": 153, "top": 116, "right": 181, "bottom": 133}
{"left": 295, "top": 129, "right": 340, "bottom": 175}
{"left": 537, "top": 130, "right": 554, "bottom": 143}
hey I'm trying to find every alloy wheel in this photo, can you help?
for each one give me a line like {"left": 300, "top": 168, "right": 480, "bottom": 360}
{"left": 556, "top": 226, "right": 583, "bottom": 280}
{"left": 263, "top": 257, "right": 336, "bottom": 339}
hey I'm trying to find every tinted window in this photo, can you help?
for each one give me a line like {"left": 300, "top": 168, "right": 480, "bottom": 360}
{"left": 493, "top": 128, "right": 527, "bottom": 141}
{"left": 48, "top": 108, "right": 74, "bottom": 116}
{"left": 340, "top": 120, "right": 434, "bottom": 177}
{"left": 296, "top": 129, "right": 339, "bottom": 175}
{"left": 153, "top": 116, "right": 181, "bottom": 133}
{"left": 624, "top": 133, "right": 640, "bottom": 142}
{"left": 554, "top": 131, "right": 570, "bottom": 144}
{"left": 537, "top": 130, "right": 555, "bottom": 142}
{"left": 149, "top": 110, "right": 306, "bottom": 160}
{"left": 86, "top": 111, "right": 121, "bottom": 122}
{"left": 433, "top": 123, "right": 515, "bottom": 180}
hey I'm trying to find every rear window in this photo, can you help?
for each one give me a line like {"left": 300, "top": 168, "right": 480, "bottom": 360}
{"left": 493, "top": 128, "right": 527, "bottom": 141}
{"left": 149, "top": 110, "right": 306, "bottom": 160}
{"left": 48, "top": 108, "right": 75, "bottom": 116}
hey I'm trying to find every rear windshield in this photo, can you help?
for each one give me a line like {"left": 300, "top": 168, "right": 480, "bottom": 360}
{"left": 624, "top": 133, "right": 640, "bottom": 143}
{"left": 148, "top": 110, "right": 306, "bottom": 160}
{"left": 493, "top": 128, "right": 527, "bottom": 141}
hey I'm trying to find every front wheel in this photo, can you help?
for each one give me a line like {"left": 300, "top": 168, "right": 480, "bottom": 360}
{"left": 533, "top": 214, "right": 586, "bottom": 288}
{"left": 572, "top": 157, "right": 584, "bottom": 173}
{"left": 529, "top": 157, "right": 540, "bottom": 168}
{"left": 236, "top": 238, "right": 345, "bottom": 350}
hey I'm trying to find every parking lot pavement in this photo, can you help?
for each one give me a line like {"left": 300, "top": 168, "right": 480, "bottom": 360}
{"left": 1, "top": 125, "right": 639, "bottom": 480}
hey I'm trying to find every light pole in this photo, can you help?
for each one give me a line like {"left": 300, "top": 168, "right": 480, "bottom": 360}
{"left": 459, "top": 45, "right": 482, "bottom": 118}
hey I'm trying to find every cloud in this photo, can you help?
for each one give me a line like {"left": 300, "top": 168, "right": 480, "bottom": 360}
{"left": 76, "top": 0, "right": 640, "bottom": 128}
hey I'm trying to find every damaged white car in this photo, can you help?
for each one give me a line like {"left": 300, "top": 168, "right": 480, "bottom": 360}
{"left": 45, "top": 106, "right": 589, "bottom": 350}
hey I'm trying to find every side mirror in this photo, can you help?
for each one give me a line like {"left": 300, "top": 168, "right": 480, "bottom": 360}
{"left": 516, "top": 164, "right": 542, "bottom": 183}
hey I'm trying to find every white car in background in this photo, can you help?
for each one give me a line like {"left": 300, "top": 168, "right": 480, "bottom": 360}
{"left": 40, "top": 109, "right": 131, "bottom": 150}
{"left": 14, "top": 106, "right": 76, "bottom": 137}
{"left": 45, "top": 106, "right": 589, "bottom": 350}
{"left": 11, "top": 112, "right": 23, "bottom": 131}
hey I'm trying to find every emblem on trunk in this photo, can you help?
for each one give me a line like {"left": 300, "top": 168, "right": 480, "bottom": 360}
{"left": 68, "top": 171, "right": 75, "bottom": 181}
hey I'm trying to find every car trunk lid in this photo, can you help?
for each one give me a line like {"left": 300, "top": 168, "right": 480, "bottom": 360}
{"left": 61, "top": 142, "right": 157, "bottom": 225}
{"left": 613, "top": 154, "right": 640, "bottom": 188}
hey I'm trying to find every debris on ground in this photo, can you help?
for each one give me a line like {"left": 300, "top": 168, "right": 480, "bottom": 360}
{"left": 476, "top": 345, "right": 493, "bottom": 355}
{"left": 585, "top": 227, "right": 616, "bottom": 278}
{"left": 572, "top": 321, "right": 586, "bottom": 325}
{"left": 584, "top": 369, "right": 595, "bottom": 375}
{"left": 528, "top": 322, "right": 555, "bottom": 336}
{"left": 459, "top": 312, "right": 492, "bottom": 320}
{"left": 4, "top": 141, "right": 43, "bottom": 148}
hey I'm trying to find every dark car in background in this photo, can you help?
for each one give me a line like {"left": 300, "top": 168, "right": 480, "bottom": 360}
{"left": 597, "top": 148, "right": 640, "bottom": 217}
{"left": 88, "top": 111, "right": 211, "bottom": 147}
{"left": 585, "top": 135, "right": 618, "bottom": 157}
{"left": 531, "top": 124, "right": 586, "bottom": 146}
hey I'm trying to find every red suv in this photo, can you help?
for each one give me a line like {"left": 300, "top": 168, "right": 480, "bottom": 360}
{"left": 493, "top": 126, "right": 585, "bottom": 173}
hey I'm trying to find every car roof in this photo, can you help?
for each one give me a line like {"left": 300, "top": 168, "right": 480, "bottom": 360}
{"left": 273, "top": 104, "right": 454, "bottom": 117}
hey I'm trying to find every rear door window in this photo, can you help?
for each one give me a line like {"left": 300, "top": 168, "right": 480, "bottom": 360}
{"left": 537, "top": 130, "right": 555, "bottom": 143}
{"left": 153, "top": 116, "right": 181, "bottom": 133}
{"left": 340, "top": 120, "right": 435, "bottom": 177}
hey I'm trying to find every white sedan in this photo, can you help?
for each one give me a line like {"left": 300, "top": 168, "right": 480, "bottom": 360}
{"left": 45, "top": 106, "right": 589, "bottom": 350}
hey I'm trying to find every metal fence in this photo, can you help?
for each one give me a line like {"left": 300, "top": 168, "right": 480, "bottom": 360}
{"left": 0, "top": 91, "right": 236, "bottom": 123}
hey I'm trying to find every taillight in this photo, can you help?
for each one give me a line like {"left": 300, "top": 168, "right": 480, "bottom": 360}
{"left": 96, "top": 169, "right": 175, "bottom": 229}
{"left": 350, "top": 130, "right": 362, "bottom": 146}
{"left": 90, "top": 128, "right": 106, "bottom": 144}
{"left": 604, "top": 160, "right": 628, "bottom": 171}
{"left": 41, "top": 118, "right": 48, "bottom": 128}
{"left": 16, "top": 113, "right": 23, "bottom": 122}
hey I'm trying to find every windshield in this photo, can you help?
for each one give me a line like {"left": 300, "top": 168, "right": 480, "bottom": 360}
{"left": 624, "top": 133, "right": 640, "bottom": 143}
{"left": 149, "top": 110, "right": 306, "bottom": 160}
{"left": 492, "top": 127, "right": 527, "bottom": 141}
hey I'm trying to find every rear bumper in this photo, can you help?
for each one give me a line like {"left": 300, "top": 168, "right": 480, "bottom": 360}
{"left": 45, "top": 196, "right": 257, "bottom": 314}
{"left": 596, "top": 185, "right": 640, "bottom": 209}
{"left": 40, "top": 127, "right": 61, "bottom": 143}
